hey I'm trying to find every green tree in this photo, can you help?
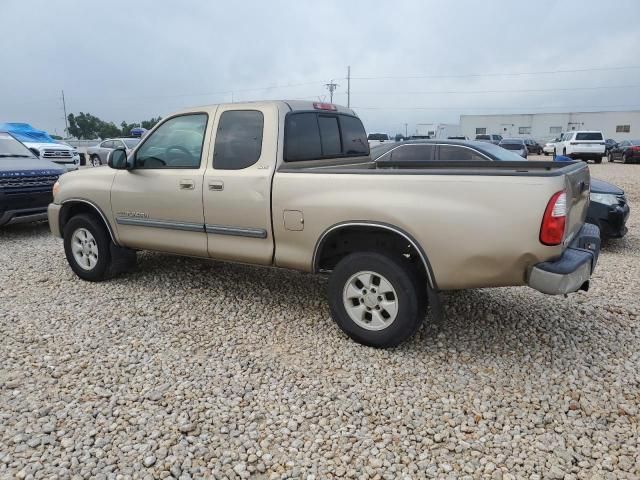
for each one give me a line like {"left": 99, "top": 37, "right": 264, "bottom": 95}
{"left": 141, "top": 116, "right": 162, "bottom": 130}
{"left": 67, "top": 112, "right": 102, "bottom": 139}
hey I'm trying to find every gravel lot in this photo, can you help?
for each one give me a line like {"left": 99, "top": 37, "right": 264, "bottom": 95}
{"left": 1, "top": 162, "right": 638, "bottom": 480}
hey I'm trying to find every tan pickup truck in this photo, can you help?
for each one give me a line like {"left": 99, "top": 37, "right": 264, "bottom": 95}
{"left": 48, "top": 101, "right": 600, "bottom": 347}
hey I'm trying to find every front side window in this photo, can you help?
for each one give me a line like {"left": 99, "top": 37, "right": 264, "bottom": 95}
{"left": 213, "top": 110, "right": 264, "bottom": 170}
{"left": 439, "top": 145, "right": 487, "bottom": 161}
{"left": 135, "top": 114, "right": 207, "bottom": 169}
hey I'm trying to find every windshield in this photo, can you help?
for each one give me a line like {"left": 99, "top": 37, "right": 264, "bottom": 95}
{"left": 479, "top": 142, "right": 529, "bottom": 161}
{"left": 368, "top": 133, "right": 389, "bottom": 141}
{"left": 575, "top": 132, "right": 603, "bottom": 141}
{"left": 500, "top": 143, "right": 524, "bottom": 150}
{"left": 369, "top": 143, "right": 397, "bottom": 160}
{"left": 0, "top": 132, "right": 36, "bottom": 158}
{"left": 124, "top": 138, "right": 141, "bottom": 148}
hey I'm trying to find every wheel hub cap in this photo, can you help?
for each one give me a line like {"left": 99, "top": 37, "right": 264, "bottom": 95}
{"left": 342, "top": 270, "right": 399, "bottom": 331}
{"left": 71, "top": 227, "right": 99, "bottom": 271}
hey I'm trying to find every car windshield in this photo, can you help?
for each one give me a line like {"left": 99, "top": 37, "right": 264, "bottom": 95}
{"left": 124, "top": 138, "right": 140, "bottom": 148}
{"left": 0, "top": 132, "right": 36, "bottom": 158}
{"left": 369, "top": 143, "right": 397, "bottom": 160}
{"left": 575, "top": 132, "right": 603, "bottom": 141}
{"left": 367, "top": 133, "right": 389, "bottom": 141}
{"left": 500, "top": 143, "right": 524, "bottom": 150}
{"left": 479, "top": 142, "right": 528, "bottom": 161}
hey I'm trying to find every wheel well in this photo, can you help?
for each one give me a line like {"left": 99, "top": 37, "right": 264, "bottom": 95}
{"left": 59, "top": 201, "right": 115, "bottom": 242}
{"left": 314, "top": 225, "right": 432, "bottom": 285}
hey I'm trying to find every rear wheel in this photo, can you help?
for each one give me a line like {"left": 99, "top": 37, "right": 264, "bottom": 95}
{"left": 90, "top": 155, "right": 102, "bottom": 167}
{"left": 63, "top": 214, "right": 113, "bottom": 281}
{"left": 623, "top": 153, "right": 628, "bottom": 164}
{"left": 328, "top": 251, "right": 426, "bottom": 348}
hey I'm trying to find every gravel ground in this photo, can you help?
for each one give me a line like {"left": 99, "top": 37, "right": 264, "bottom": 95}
{"left": 1, "top": 162, "right": 639, "bottom": 480}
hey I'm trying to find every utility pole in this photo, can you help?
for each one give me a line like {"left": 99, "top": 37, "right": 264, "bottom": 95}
{"left": 347, "top": 66, "right": 351, "bottom": 108}
{"left": 325, "top": 80, "right": 338, "bottom": 104}
{"left": 61, "top": 90, "right": 69, "bottom": 137}
{"left": 404, "top": 123, "right": 408, "bottom": 138}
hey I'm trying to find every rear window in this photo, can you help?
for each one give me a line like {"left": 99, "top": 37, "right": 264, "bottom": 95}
{"left": 501, "top": 143, "right": 524, "bottom": 150}
{"left": 285, "top": 112, "right": 368, "bottom": 161}
{"left": 367, "top": 133, "right": 389, "bottom": 141}
{"left": 575, "top": 132, "right": 603, "bottom": 141}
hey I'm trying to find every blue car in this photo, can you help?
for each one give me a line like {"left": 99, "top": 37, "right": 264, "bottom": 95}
{"left": 0, "top": 131, "right": 64, "bottom": 227}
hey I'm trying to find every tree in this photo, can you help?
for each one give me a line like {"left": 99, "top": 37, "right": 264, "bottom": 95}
{"left": 141, "top": 116, "right": 162, "bottom": 130}
{"left": 120, "top": 121, "right": 140, "bottom": 136}
{"left": 67, "top": 112, "right": 103, "bottom": 139}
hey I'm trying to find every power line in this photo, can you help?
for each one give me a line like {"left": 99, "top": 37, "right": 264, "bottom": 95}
{"left": 351, "top": 65, "right": 640, "bottom": 80}
{"left": 325, "top": 80, "right": 339, "bottom": 103}
{"left": 354, "top": 85, "right": 640, "bottom": 95}
{"left": 353, "top": 104, "right": 640, "bottom": 111}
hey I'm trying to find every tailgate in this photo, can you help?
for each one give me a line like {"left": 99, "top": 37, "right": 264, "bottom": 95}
{"left": 563, "top": 163, "right": 591, "bottom": 245}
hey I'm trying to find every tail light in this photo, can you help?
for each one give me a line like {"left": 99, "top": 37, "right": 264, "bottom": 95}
{"left": 632, "top": 146, "right": 640, "bottom": 151}
{"left": 540, "top": 191, "right": 567, "bottom": 246}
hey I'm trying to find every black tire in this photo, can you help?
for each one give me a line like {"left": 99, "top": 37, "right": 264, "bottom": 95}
{"left": 328, "top": 251, "right": 426, "bottom": 348}
{"left": 622, "top": 153, "right": 628, "bottom": 164}
{"left": 563, "top": 148, "right": 567, "bottom": 156}
{"left": 608, "top": 153, "right": 614, "bottom": 163}
{"left": 553, "top": 149, "right": 557, "bottom": 160}
{"left": 90, "top": 155, "right": 102, "bottom": 167}
{"left": 594, "top": 157, "right": 602, "bottom": 164}
{"left": 63, "top": 214, "right": 113, "bottom": 281}
{"left": 543, "top": 152, "right": 549, "bottom": 156}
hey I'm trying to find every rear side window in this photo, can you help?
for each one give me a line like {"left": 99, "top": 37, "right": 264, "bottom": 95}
{"left": 575, "top": 132, "right": 603, "bottom": 141}
{"left": 285, "top": 112, "right": 369, "bottom": 161}
{"left": 213, "top": 110, "right": 264, "bottom": 170}
{"left": 439, "top": 145, "right": 488, "bottom": 161}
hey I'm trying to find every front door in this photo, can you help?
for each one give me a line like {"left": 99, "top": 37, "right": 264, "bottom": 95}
{"left": 110, "top": 112, "right": 211, "bottom": 256}
{"left": 202, "top": 104, "right": 277, "bottom": 265}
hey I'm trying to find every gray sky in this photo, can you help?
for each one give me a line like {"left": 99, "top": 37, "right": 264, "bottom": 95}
{"left": 2, "top": 0, "right": 640, "bottom": 136}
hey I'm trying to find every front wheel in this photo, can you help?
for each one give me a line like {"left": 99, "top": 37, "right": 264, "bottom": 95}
{"left": 63, "top": 214, "right": 113, "bottom": 281}
{"left": 328, "top": 252, "right": 426, "bottom": 348}
{"left": 608, "top": 153, "right": 614, "bottom": 162}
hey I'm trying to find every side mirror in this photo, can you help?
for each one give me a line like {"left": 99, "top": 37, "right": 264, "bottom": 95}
{"left": 107, "top": 148, "right": 130, "bottom": 170}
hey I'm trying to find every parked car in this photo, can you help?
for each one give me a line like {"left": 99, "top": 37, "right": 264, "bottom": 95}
{"left": 0, "top": 131, "right": 63, "bottom": 227}
{"left": 371, "top": 139, "right": 532, "bottom": 163}
{"left": 86, "top": 138, "right": 141, "bottom": 167}
{"left": 607, "top": 139, "right": 640, "bottom": 163}
{"left": 543, "top": 138, "right": 560, "bottom": 156}
{"left": 498, "top": 138, "right": 528, "bottom": 158}
{"left": 554, "top": 131, "right": 605, "bottom": 163}
{"left": 586, "top": 178, "right": 630, "bottom": 239}
{"left": 523, "top": 138, "right": 543, "bottom": 155}
{"left": 475, "top": 134, "right": 503, "bottom": 144}
{"left": 0, "top": 123, "right": 79, "bottom": 172}
{"left": 48, "top": 100, "right": 600, "bottom": 348}
{"left": 604, "top": 138, "right": 617, "bottom": 154}
{"left": 367, "top": 133, "right": 391, "bottom": 148}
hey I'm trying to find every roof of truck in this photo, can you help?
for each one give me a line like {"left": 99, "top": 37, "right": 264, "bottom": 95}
{"left": 174, "top": 100, "right": 357, "bottom": 116}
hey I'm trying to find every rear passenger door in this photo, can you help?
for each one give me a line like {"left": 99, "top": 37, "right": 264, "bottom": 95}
{"left": 202, "top": 104, "right": 278, "bottom": 265}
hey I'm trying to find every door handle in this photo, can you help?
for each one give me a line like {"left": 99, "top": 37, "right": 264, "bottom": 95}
{"left": 208, "top": 180, "right": 224, "bottom": 191}
{"left": 179, "top": 179, "right": 195, "bottom": 190}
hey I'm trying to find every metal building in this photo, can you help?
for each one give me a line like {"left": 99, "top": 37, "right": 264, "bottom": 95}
{"left": 460, "top": 110, "right": 640, "bottom": 142}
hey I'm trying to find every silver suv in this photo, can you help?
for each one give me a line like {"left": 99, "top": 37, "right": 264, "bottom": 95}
{"left": 86, "top": 138, "right": 141, "bottom": 166}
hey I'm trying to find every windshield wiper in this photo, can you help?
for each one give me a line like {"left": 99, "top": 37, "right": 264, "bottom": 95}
{"left": 0, "top": 154, "right": 33, "bottom": 158}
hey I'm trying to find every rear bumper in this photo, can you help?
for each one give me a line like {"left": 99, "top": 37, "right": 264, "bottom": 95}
{"left": 528, "top": 223, "right": 600, "bottom": 295}
{"left": 567, "top": 152, "right": 604, "bottom": 160}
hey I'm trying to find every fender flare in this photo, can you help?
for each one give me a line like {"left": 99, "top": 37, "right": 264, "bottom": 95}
{"left": 60, "top": 198, "right": 119, "bottom": 245}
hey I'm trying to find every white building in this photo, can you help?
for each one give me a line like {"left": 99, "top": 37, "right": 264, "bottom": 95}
{"left": 460, "top": 110, "right": 640, "bottom": 142}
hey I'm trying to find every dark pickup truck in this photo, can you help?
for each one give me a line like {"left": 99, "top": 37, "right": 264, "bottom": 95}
{"left": 0, "top": 132, "right": 63, "bottom": 227}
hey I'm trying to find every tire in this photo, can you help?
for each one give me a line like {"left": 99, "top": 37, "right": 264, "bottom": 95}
{"left": 563, "top": 148, "right": 567, "bottom": 156}
{"left": 608, "top": 153, "right": 614, "bottom": 163}
{"left": 594, "top": 157, "right": 602, "bottom": 164}
{"left": 63, "top": 214, "right": 113, "bottom": 281}
{"left": 622, "top": 153, "right": 628, "bottom": 164}
{"left": 544, "top": 152, "right": 549, "bottom": 156}
{"left": 328, "top": 251, "right": 426, "bottom": 348}
{"left": 90, "top": 155, "right": 102, "bottom": 167}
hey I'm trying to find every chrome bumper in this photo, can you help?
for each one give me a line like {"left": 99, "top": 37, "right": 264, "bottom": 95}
{"left": 528, "top": 223, "right": 600, "bottom": 295}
